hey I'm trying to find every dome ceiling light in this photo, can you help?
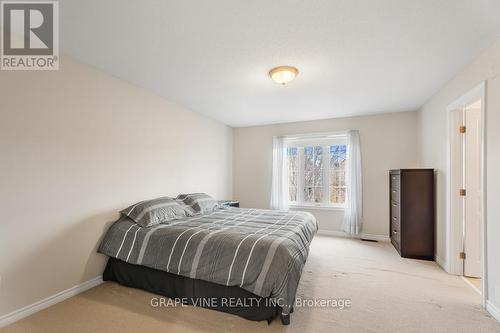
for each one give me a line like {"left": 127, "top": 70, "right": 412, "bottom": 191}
{"left": 268, "top": 66, "right": 299, "bottom": 85}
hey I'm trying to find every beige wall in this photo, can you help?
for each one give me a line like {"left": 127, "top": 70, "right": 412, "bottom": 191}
{"left": 233, "top": 112, "right": 418, "bottom": 236}
{"left": 417, "top": 38, "right": 500, "bottom": 311}
{"left": 0, "top": 56, "right": 232, "bottom": 317}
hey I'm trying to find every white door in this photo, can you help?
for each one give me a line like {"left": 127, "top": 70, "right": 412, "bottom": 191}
{"left": 450, "top": 109, "right": 464, "bottom": 273}
{"left": 464, "top": 101, "right": 482, "bottom": 278}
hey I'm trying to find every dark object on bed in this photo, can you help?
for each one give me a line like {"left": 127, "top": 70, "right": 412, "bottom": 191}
{"left": 218, "top": 200, "right": 240, "bottom": 208}
{"left": 103, "top": 258, "right": 290, "bottom": 325}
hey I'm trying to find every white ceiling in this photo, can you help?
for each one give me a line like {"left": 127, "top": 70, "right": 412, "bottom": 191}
{"left": 61, "top": 0, "right": 500, "bottom": 127}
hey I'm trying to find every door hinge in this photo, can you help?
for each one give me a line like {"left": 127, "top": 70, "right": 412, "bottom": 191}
{"left": 459, "top": 126, "right": 466, "bottom": 134}
{"left": 459, "top": 252, "right": 466, "bottom": 260}
{"left": 460, "top": 189, "right": 466, "bottom": 196}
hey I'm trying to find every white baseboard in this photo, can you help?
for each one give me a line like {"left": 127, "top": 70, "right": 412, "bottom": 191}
{"left": 317, "top": 229, "right": 390, "bottom": 242}
{"left": 486, "top": 300, "right": 500, "bottom": 322}
{"left": 0, "top": 276, "right": 103, "bottom": 328}
{"left": 434, "top": 255, "right": 448, "bottom": 271}
{"left": 460, "top": 276, "right": 481, "bottom": 295}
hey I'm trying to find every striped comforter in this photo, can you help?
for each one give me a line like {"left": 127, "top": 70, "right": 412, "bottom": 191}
{"left": 98, "top": 207, "right": 317, "bottom": 313}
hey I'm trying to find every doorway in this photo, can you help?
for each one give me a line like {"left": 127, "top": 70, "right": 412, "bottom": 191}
{"left": 447, "top": 83, "right": 486, "bottom": 302}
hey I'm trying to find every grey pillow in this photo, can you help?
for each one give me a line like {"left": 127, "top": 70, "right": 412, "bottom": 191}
{"left": 175, "top": 199, "right": 197, "bottom": 217}
{"left": 176, "top": 193, "right": 218, "bottom": 215}
{"left": 121, "top": 196, "right": 187, "bottom": 227}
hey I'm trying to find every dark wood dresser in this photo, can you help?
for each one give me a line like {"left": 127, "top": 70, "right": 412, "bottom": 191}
{"left": 390, "top": 169, "right": 435, "bottom": 260}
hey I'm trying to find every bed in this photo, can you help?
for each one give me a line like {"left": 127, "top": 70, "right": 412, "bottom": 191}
{"left": 98, "top": 207, "right": 317, "bottom": 325}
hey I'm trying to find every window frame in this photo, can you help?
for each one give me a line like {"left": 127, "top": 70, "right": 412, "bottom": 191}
{"left": 285, "top": 132, "right": 347, "bottom": 210}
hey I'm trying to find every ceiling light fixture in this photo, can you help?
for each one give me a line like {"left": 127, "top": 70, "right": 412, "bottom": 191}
{"left": 269, "top": 66, "right": 299, "bottom": 85}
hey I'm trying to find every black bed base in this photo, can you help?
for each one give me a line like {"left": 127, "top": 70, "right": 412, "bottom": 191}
{"left": 103, "top": 258, "right": 291, "bottom": 325}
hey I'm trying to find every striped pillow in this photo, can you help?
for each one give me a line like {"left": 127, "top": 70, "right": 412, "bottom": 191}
{"left": 176, "top": 193, "right": 219, "bottom": 215}
{"left": 120, "top": 196, "right": 187, "bottom": 227}
{"left": 175, "top": 199, "right": 197, "bottom": 217}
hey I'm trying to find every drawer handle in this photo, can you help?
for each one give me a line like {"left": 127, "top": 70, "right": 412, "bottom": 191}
{"left": 393, "top": 230, "right": 398, "bottom": 234}
{"left": 393, "top": 217, "right": 397, "bottom": 220}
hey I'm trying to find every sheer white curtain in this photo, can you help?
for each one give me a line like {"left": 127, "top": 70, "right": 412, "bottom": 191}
{"left": 270, "top": 136, "right": 289, "bottom": 210}
{"left": 342, "top": 130, "right": 363, "bottom": 235}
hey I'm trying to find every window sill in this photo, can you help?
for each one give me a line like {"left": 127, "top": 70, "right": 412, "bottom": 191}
{"left": 289, "top": 204, "right": 345, "bottom": 211}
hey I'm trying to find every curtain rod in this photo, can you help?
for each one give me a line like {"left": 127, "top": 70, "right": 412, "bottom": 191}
{"left": 281, "top": 130, "right": 349, "bottom": 141}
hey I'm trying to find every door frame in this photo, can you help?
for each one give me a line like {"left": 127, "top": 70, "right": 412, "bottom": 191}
{"left": 445, "top": 81, "right": 487, "bottom": 306}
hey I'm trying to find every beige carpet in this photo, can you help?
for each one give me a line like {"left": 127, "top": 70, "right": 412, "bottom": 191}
{"left": 2, "top": 236, "right": 499, "bottom": 333}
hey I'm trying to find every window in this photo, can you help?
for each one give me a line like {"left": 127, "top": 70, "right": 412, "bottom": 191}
{"left": 286, "top": 134, "right": 347, "bottom": 208}
{"left": 287, "top": 147, "right": 299, "bottom": 202}
{"left": 329, "top": 145, "right": 347, "bottom": 204}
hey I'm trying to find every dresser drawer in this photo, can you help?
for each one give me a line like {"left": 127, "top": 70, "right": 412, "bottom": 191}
{"left": 390, "top": 199, "right": 401, "bottom": 246}
{"left": 391, "top": 237, "right": 401, "bottom": 253}
{"left": 391, "top": 215, "right": 400, "bottom": 232}
{"left": 390, "top": 174, "right": 400, "bottom": 189}
{"left": 391, "top": 214, "right": 400, "bottom": 230}
{"left": 390, "top": 187, "right": 400, "bottom": 203}
{"left": 391, "top": 201, "right": 400, "bottom": 219}
{"left": 391, "top": 222, "right": 401, "bottom": 244}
